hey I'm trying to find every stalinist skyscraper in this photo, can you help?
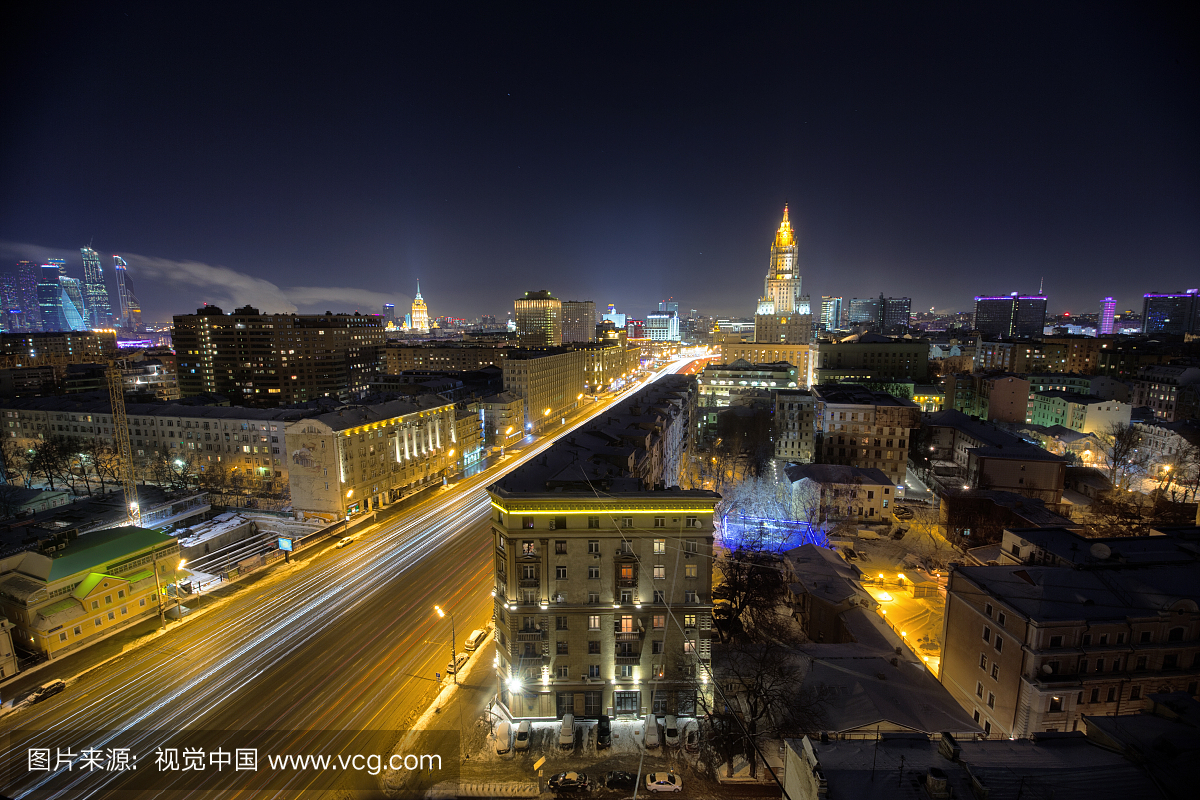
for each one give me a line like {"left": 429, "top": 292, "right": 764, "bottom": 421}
{"left": 410, "top": 281, "right": 430, "bottom": 333}
{"left": 754, "top": 205, "right": 812, "bottom": 343}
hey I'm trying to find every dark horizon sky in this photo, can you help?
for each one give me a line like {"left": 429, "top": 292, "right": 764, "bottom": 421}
{"left": 2, "top": 3, "right": 1197, "bottom": 323}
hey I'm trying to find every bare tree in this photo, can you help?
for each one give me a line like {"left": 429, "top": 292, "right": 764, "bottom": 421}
{"left": 80, "top": 439, "right": 120, "bottom": 495}
{"left": 0, "top": 438, "right": 36, "bottom": 488}
{"left": 1098, "top": 423, "right": 1151, "bottom": 491}
{"left": 712, "top": 524, "right": 790, "bottom": 642}
{"left": 28, "top": 436, "right": 71, "bottom": 491}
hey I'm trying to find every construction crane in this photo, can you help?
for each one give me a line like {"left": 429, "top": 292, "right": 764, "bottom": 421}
{"left": 106, "top": 361, "right": 140, "bottom": 526}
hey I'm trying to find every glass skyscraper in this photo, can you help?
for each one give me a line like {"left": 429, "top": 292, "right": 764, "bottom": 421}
{"left": 81, "top": 246, "right": 113, "bottom": 328}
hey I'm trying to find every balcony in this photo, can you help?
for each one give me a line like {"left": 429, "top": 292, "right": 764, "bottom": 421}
{"left": 519, "top": 578, "right": 540, "bottom": 588}
{"left": 616, "top": 578, "right": 638, "bottom": 588}
{"left": 517, "top": 630, "right": 546, "bottom": 642}
{"left": 615, "top": 654, "right": 642, "bottom": 665}
{"left": 615, "top": 631, "right": 641, "bottom": 642}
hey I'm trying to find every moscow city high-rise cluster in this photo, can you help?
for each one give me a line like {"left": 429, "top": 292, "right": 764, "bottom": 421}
{"left": 2, "top": 248, "right": 141, "bottom": 334}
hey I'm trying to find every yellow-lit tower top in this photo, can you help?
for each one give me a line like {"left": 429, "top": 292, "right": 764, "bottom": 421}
{"left": 761, "top": 205, "right": 803, "bottom": 315}
{"left": 410, "top": 280, "right": 430, "bottom": 333}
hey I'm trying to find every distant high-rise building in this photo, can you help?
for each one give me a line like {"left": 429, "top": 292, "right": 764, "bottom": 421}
{"left": 514, "top": 290, "right": 561, "bottom": 347}
{"left": 113, "top": 256, "right": 142, "bottom": 331}
{"left": 880, "top": 296, "right": 911, "bottom": 333}
{"left": 601, "top": 304, "right": 626, "bottom": 328}
{"left": 37, "top": 261, "right": 67, "bottom": 332}
{"left": 753, "top": 206, "right": 813, "bottom": 350}
{"left": 382, "top": 303, "right": 396, "bottom": 327}
{"left": 1099, "top": 297, "right": 1116, "bottom": 335}
{"left": 658, "top": 298, "right": 679, "bottom": 315}
{"left": 645, "top": 312, "right": 680, "bottom": 341}
{"left": 973, "top": 293, "right": 1048, "bottom": 338}
{"left": 15, "top": 261, "right": 41, "bottom": 330}
{"left": 80, "top": 246, "right": 113, "bottom": 329}
{"left": 0, "top": 274, "right": 23, "bottom": 332}
{"left": 847, "top": 296, "right": 881, "bottom": 327}
{"left": 58, "top": 277, "right": 89, "bottom": 331}
{"left": 819, "top": 296, "right": 843, "bottom": 332}
{"left": 410, "top": 282, "right": 430, "bottom": 333}
{"left": 1141, "top": 290, "right": 1200, "bottom": 336}
{"left": 561, "top": 300, "right": 597, "bottom": 343}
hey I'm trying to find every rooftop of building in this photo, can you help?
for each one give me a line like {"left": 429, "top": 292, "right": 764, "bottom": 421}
{"left": 811, "top": 384, "right": 919, "bottom": 407}
{"left": 0, "top": 393, "right": 309, "bottom": 421}
{"left": 789, "top": 729, "right": 1166, "bottom": 800}
{"left": 784, "top": 464, "right": 894, "bottom": 487}
{"left": 786, "top": 543, "right": 873, "bottom": 608}
{"left": 502, "top": 347, "right": 576, "bottom": 361}
{"left": 701, "top": 358, "right": 797, "bottom": 373}
{"left": 1003, "top": 525, "right": 1200, "bottom": 567}
{"left": 940, "top": 491, "right": 1075, "bottom": 527}
{"left": 0, "top": 525, "right": 174, "bottom": 588}
{"left": 969, "top": 445, "right": 1066, "bottom": 462}
{"left": 1083, "top": 692, "right": 1200, "bottom": 800}
{"left": 306, "top": 395, "right": 453, "bottom": 432}
{"left": 924, "top": 409, "right": 1050, "bottom": 449}
{"left": 1032, "top": 390, "right": 1122, "bottom": 404}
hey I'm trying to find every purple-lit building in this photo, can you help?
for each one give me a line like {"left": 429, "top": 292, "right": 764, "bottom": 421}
{"left": 1141, "top": 290, "right": 1200, "bottom": 336}
{"left": 1099, "top": 297, "right": 1116, "bottom": 335}
{"left": 973, "top": 293, "right": 1047, "bottom": 339}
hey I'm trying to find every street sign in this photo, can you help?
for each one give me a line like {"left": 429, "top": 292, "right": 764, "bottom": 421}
{"left": 435, "top": 672, "right": 441, "bottom": 680}
{"left": 533, "top": 756, "right": 546, "bottom": 771}
{"left": 278, "top": 537, "right": 293, "bottom": 552}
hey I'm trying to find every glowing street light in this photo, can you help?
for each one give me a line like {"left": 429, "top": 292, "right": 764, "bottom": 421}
{"left": 434, "top": 604, "right": 458, "bottom": 684}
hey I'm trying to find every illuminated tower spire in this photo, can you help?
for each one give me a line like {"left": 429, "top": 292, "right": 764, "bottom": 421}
{"left": 410, "top": 280, "right": 429, "bottom": 333}
{"left": 762, "top": 205, "right": 802, "bottom": 314}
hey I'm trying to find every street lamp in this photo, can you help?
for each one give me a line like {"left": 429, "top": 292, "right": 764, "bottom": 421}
{"left": 434, "top": 605, "right": 458, "bottom": 685}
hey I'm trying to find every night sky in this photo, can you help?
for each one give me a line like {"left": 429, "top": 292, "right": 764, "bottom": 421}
{"left": 2, "top": 3, "right": 1197, "bottom": 322}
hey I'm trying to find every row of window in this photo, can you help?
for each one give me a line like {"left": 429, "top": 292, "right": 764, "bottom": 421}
{"left": 56, "top": 597, "right": 148, "bottom": 643}
{"left": 1045, "top": 627, "right": 1190, "bottom": 648}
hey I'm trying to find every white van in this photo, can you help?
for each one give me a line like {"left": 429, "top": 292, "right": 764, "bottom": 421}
{"left": 464, "top": 629, "right": 487, "bottom": 652}
{"left": 513, "top": 720, "right": 532, "bottom": 752}
{"left": 494, "top": 720, "right": 512, "bottom": 754}
{"left": 642, "top": 714, "right": 660, "bottom": 748}
{"left": 559, "top": 713, "right": 575, "bottom": 750}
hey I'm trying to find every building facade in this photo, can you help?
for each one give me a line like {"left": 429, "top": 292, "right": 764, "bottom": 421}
{"left": 514, "top": 290, "right": 562, "bottom": 348}
{"left": 113, "top": 256, "right": 141, "bottom": 331}
{"left": 410, "top": 282, "right": 430, "bottom": 333}
{"left": 940, "top": 527, "right": 1200, "bottom": 739}
{"left": 173, "top": 305, "right": 385, "bottom": 406}
{"left": 774, "top": 390, "right": 814, "bottom": 462}
{"left": 383, "top": 343, "right": 509, "bottom": 373}
{"left": 1028, "top": 391, "right": 1131, "bottom": 434}
{"left": 561, "top": 300, "right": 596, "bottom": 343}
{"left": 1142, "top": 291, "right": 1199, "bottom": 336}
{"left": 501, "top": 347, "right": 586, "bottom": 434}
{"left": 974, "top": 294, "right": 1048, "bottom": 339}
{"left": 80, "top": 247, "right": 113, "bottom": 329}
{"left": 812, "top": 384, "right": 920, "bottom": 487}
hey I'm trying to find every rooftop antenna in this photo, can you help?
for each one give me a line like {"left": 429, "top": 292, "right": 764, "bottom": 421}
{"left": 1038, "top": 277, "right": 1044, "bottom": 295}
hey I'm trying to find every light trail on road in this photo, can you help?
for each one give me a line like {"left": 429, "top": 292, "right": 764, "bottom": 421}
{"left": 3, "top": 358, "right": 700, "bottom": 798}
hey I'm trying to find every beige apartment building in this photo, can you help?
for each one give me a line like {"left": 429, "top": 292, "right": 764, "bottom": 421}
{"left": 514, "top": 290, "right": 562, "bottom": 348}
{"left": 774, "top": 389, "right": 814, "bottom": 462}
{"left": 489, "top": 484, "right": 719, "bottom": 720}
{"left": 721, "top": 341, "right": 811, "bottom": 378}
{"left": 940, "top": 527, "right": 1200, "bottom": 738}
{"left": 811, "top": 384, "right": 920, "bottom": 487}
{"left": 383, "top": 342, "right": 509, "bottom": 373}
{"left": 501, "top": 347, "right": 586, "bottom": 435}
{"left": 284, "top": 396, "right": 460, "bottom": 518}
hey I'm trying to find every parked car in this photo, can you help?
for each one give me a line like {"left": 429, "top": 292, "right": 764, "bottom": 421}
{"left": 494, "top": 720, "right": 513, "bottom": 754}
{"left": 642, "top": 714, "right": 660, "bottom": 748}
{"left": 548, "top": 771, "right": 589, "bottom": 792}
{"left": 664, "top": 715, "right": 680, "bottom": 747}
{"left": 464, "top": 628, "right": 487, "bottom": 652}
{"left": 893, "top": 505, "right": 914, "bottom": 520}
{"left": 29, "top": 680, "right": 66, "bottom": 704}
{"left": 513, "top": 720, "right": 531, "bottom": 752}
{"left": 683, "top": 720, "right": 700, "bottom": 753}
{"left": 596, "top": 714, "right": 611, "bottom": 749}
{"left": 605, "top": 771, "right": 638, "bottom": 790}
{"left": 842, "top": 547, "right": 859, "bottom": 560}
{"left": 645, "top": 771, "right": 683, "bottom": 793}
{"left": 559, "top": 713, "right": 575, "bottom": 750}
{"left": 446, "top": 652, "right": 468, "bottom": 674}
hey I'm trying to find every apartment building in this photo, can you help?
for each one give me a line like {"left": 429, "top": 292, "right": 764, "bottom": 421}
{"left": 501, "top": 348, "right": 586, "bottom": 435}
{"left": 774, "top": 389, "right": 814, "bottom": 462}
{"left": 488, "top": 380, "right": 718, "bottom": 719}
{"left": 560, "top": 300, "right": 597, "bottom": 344}
{"left": 923, "top": 409, "right": 1066, "bottom": 503}
{"left": 811, "top": 384, "right": 920, "bottom": 487}
{"left": 383, "top": 342, "right": 509, "bottom": 373}
{"left": 173, "top": 305, "right": 385, "bottom": 406}
{"left": 1, "top": 396, "right": 303, "bottom": 493}
{"left": 1130, "top": 363, "right": 1200, "bottom": 422}
{"left": 811, "top": 335, "right": 929, "bottom": 384}
{"left": 784, "top": 464, "right": 894, "bottom": 524}
{"left": 945, "top": 372, "right": 1030, "bottom": 423}
{"left": 0, "top": 330, "right": 119, "bottom": 370}
{"left": 0, "top": 526, "right": 180, "bottom": 659}
{"left": 940, "top": 527, "right": 1200, "bottom": 738}
{"left": 571, "top": 341, "right": 641, "bottom": 393}
{"left": 1028, "top": 391, "right": 1131, "bottom": 434}
{"left": 283, "top": 395, "right": 460, "bottom": 518}
{"left": 720, "top": 342, "right": 811, "bottom": 378}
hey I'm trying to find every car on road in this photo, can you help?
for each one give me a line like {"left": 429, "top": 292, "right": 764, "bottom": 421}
{"left": 514, "top": 720, "right": 531, "bottom": 752}
{"left": 446, "top": 652, "right": 468, "bottom": 674}
{"left": 335, "top": 536, "right": 355, "bottom": 549}
{"left": 595, "top": 714, "right": 611, "bottom": 749}
{"left": 604, "top": 771, "right": 638, "bottom": 790}
{"left": 664, "top": 714, "right": 680, "bottom": 747}
{"left": 464, "top": 628, "right": 488, "bottom": 651}
{"left": 28, "top": 680, "right": 66, "bottom": 704}
{"left": 645, "top": 771, "right": 683, "bottom": 793}
{"left": 547, "top": 771, "right": 589, "bottom": 792}
{"left": 494, "top": 720, "right": 512, "bottom": 754}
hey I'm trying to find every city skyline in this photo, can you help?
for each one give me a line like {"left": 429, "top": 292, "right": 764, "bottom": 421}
{"left": 2, "top": 5, "right": 1196, "bottom": 321}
